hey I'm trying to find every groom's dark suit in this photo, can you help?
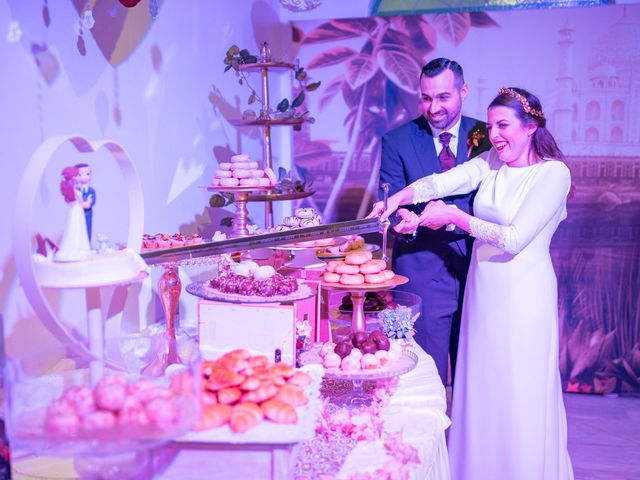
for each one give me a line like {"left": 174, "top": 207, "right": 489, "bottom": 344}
{"left": 379, "top": 115, "right": 490, "bottom": 385}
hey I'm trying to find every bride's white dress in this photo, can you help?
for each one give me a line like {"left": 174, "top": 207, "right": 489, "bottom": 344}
{"left": 55, "top": 193, "right": 91, "bottom": 262}
{"left": 411, "top": 149, "right": 573, "bottom": 480}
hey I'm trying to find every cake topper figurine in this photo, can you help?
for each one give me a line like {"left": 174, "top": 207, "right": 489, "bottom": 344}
{"left": 54, "top": 166, "right": 91, "bottom": 262}
{"left": 74, "top": 163, "right": 96, "bottom": 240}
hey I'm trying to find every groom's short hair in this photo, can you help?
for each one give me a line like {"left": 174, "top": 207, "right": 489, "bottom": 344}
{"left": 421, "top": 58, "right": 465, "bottom": 89}
{"left": 74, "top": 163, "right": 90, "bottom": 169}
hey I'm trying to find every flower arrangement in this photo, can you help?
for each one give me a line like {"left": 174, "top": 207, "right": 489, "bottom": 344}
{"left": 379, "top": 306, "right": 417, "bottom": 341}
{"left": 467, "top": 127, "right": 486, "bottom": 156}
{"left": 223, "top": 43, "right": 320, "bottom": 129}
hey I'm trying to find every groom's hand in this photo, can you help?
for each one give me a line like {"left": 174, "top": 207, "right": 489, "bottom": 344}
{"left": 393, "top": 208, "right": 419, "bottom": 235}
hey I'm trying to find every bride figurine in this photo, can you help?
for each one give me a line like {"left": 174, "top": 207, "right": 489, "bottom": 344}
{"left": 54, "top": 166, "right": 92, "bottom": 262}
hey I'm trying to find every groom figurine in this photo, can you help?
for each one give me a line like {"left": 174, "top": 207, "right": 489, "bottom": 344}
{"left": 378, "top": 58, "right": 491, "bottom": 386}
{"left": 74, "top": 163, "right": 96, "bottom": 241}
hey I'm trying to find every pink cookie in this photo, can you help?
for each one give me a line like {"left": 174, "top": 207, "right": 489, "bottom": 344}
{"left": 220, "top": 177, "right": 240, "bottom": 187}
{"left": 239, "top": 178, "right": 260, "bottom": 187}
{"left": 247, "top": 161, "right": 259, "bottom": 169}
{"left": 229, "top": 162, "right": 251, "bottom": 171}
{"left": 219, "top": 162, "right": 232, "bottom": 170}
{"left": 210, "top": 177, "right": 221, "bottom": 187}
{"left": 232, "top": 169, "right": 253, "bottom": 179}
{"left": 264, "top": 167, "right": 278, "bottom": 186}
{"left": 82, "top": 410, "right": 117, "bottom": 431}
{"left": 257, "top": 177, "right": 271, "bottom": 186}
{"left": 230, "top": 154, "right": 250, "bottom": 163}
{"left": 250, "top": 169, "right": 265, "bottom": 178}
{"left": 215, "top": 169, "right": 232, "bottom": 178}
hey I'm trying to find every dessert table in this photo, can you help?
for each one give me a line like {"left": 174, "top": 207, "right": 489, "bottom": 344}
{"left": 156, "top": 341, "right": 450, "bottom": 480}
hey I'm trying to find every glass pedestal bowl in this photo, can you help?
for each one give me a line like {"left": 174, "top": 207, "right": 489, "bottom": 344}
{"left": 328, "top": 290, "right": 421, "bottom": 343}
{"left": 5, "top": 340, "right": 201, "bottom": 479}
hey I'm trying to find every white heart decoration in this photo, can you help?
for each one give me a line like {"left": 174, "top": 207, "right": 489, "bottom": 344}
{"left": 13, "top": 134, "right": 145, "bottom": 359}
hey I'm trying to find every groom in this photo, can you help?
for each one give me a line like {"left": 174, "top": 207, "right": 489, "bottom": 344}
{"left": 378, "top": 58, "right": 491, "bottom": 386}
{"left": 74, "top": 163, "right": 96, "bottom": 241}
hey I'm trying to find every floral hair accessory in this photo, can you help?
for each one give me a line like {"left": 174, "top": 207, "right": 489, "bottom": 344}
{"left": 499, "top": 87, "right": 545, "bottom": 119}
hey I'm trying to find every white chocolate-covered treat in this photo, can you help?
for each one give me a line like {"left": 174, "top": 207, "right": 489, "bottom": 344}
{"left": 374, "top": 349, "right": 391, "bottom": 367}
{"left": 323, "top": 352, "right": 341, "bottom": 369}
{"left": 219, "top": 162, "right": 232, "bottom": 171}
{"left": 253, "top": 265, "right": 276, "bottom": 281}
{"left": 215, "top": 169, "right": 232, "bottom": 178}
{"left": 232, "top": 169, "right": 253, "bottom": 179}
{"left": 220, "top": 177, "right": 240, "bottom": 187}
{"left": 341, "top": 355, "right": 361, "bottom": 371}
{"left": 361, "top": 353, "right": 379, "bottom": 370}
{"left": 319, "top": 341, "right": 336, "bottom": 358}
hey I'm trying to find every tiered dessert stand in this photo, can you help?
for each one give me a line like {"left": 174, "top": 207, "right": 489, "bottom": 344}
{"left": 228, "top": 44, "right": 308, "bottom": 229}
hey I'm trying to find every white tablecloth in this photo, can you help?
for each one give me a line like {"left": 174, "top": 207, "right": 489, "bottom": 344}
{"left": 337, "top": 341, "right": 451, "bottom": 480}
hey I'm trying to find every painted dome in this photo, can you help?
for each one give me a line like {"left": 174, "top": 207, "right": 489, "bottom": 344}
{"left": 588, "top": 9, "right": 640, "bottom": 72}
{"left": 588, "top": 63, "right": 618, "bottom": 80}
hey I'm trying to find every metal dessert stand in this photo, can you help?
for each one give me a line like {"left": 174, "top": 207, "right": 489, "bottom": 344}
{"left": 320, "top": 275, "right": 409, "bottom": 334}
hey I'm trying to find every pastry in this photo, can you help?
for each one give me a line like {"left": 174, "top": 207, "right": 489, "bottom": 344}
{"left": 264, "top": 167, "right": 277, "bottom": 185}
{"left": 326, "top": 260, "right": 341, "bottom": 272}
{"left": 340, "top": 355, "right": 360, "bottom": 371}
{"left": 294, "top": 207, "right": 315, "bottom": 219}
{"left": 287, "top": 371, "right": 312, "bottom": 387}
{"left": 361, "top": 353, "right": 379, "bottom": 370}
{"left": 323, "top": 352, "right": 341, "bottom": 369}
{"left": 229, "top": 402, "right": 264, "bottom": 433}
{"left": 382, "top": 269, "right": 396, "bottom": 280}
{"left": 215, "top": 169, "right": 232, "bottom": 178}
{"left": 261, "top": 399, "right": 298, "bottom": 424}
{"left": 319, "top": 341, "right": 336, "bottom": 358}
{"left": 217, "top": 387, "right": 242, "bottom": 405}
{"left": 230, "top": 162, "right": 252, "bottom": 171}
{"left": 197, "top": 403, "right": 232, "bottom": 430}
{"left": 239, "top": 178, "right": 260, "bottom": 187}
{"left": 219, "top": 162, "right": 232, "bottom": 170}
{"left": 220, "top": 177, "right": 240, "bottom": 187}
{"left": 232, "top": 169, "right": 253, "bottom": 179}
{"left": 274, "top": 384, "right": 308, "bottom": 407}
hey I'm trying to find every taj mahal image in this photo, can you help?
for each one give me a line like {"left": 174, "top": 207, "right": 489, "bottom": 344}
{"left": 551, "top": 8, "right": 640, "bottom": 208}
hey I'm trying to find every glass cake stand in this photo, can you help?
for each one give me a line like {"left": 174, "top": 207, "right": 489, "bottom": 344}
{"left": 185, "top": 280, "right": 317, "bottom": 304}
{"left": 5, "top": 343, "right": 201, "bottom": 479}
{"left": 321, "top": 275, "right": 409, "bottom": 333}
{"left": 300, "top": 345, "right": 418, "bottom": 407}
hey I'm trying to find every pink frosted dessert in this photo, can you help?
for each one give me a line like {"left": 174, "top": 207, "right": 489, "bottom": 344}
{"left": 45, "top": 399, "right": 81, "bottom": 434}
{"left": 374, "top": 349, "right": 391, "bottom": 367}
{"left": 94, "top": 375, "right": 127, "bottom": 412}
{"left": 82, "top": 410, "right": 117, "bottom": 431}
{"left": 62, "top": 385, "right": 96, "bottom": 417}
{"left": 146, "top": 397, "right": 178, "bottom": 427}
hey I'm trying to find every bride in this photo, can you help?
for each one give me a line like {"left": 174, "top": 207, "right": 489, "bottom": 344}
{"left": 54, "top": 166, "right": 92, "bottom": 262}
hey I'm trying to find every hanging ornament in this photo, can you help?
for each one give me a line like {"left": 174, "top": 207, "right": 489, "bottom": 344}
{"left": 149, "top": 0, "right": 159, "bottom": 20}
{"left": 6, "top": 21, "right": 23, "bottom": 43}
{"left": 118, "top": 0, "right": 143, "bottom": 8}
{"left": 42, "top": 0, "right": 50, "bottom": 27}
{"left": 82, "top": 10, "right": 95, "bottom": 30}
{"left": 77, "top": 32, "right": 87, "bottom": 56}
{"left": 279, "top": 0, "right": 322, "bottom": 12}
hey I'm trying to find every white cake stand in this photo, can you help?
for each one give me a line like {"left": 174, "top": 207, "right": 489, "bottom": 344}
{"left": 13, "top": 135, "right": 146, "bottom": 382}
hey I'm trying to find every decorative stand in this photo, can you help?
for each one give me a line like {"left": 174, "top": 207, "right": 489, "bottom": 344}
{"left": 320, "top": 275, "right": 409, "bottom": 333}
{"left": 230, "top": 53, "right": 305, "bottom": 229}
{"left": 208, "top": 185, "right": 271, "bottom": 237}
{"left": 141, "top": 265, "right": 183, "bottom": 376}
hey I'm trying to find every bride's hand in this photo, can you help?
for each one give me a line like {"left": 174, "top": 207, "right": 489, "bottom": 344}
{"left": 393, "top": 209, "right": 419, "bottom": 235}
{"left": 418, "top": 200, "right": 453, "bottom": 230}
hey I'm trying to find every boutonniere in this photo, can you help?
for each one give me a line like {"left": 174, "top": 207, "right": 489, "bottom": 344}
{"left": 467, "top": 128, "right": 486, "bottom": 156}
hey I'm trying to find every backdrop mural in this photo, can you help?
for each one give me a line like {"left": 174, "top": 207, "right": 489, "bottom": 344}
{"left": 291, "top": 4, "right": 640, "bottom": 394}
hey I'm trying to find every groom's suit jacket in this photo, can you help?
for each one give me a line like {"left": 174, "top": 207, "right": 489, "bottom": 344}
{"left": 379, "top": 114, "right": 491, "bottom": 379}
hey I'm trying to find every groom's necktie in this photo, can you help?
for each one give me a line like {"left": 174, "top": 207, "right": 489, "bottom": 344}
{"left": 438, "top": 132, "right": 456, "bottom": 172}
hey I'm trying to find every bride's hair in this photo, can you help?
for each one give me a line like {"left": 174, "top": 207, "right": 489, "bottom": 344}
{"left": 60, "top": 166, "right": 80, "bottom": 203}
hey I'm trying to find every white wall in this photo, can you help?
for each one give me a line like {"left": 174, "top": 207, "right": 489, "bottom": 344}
{"left": 0, "top": 0, "right": 299, "bottom": 359}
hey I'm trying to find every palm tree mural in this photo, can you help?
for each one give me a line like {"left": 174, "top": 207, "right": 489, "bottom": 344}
{"left": 293, "top": 12, "right": 499, "bottom": 220}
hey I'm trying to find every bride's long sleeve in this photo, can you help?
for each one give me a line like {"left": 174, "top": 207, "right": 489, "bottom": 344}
{"left": 409, "top": 153, "right": 492, "bottom": 204}
{"left": 469, "top": 161, "right": 571, "bottom": 255}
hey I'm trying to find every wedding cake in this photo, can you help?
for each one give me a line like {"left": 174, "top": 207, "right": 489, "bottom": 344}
{"left": 33, "top": 248, "right": 147, "bottom": 288}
